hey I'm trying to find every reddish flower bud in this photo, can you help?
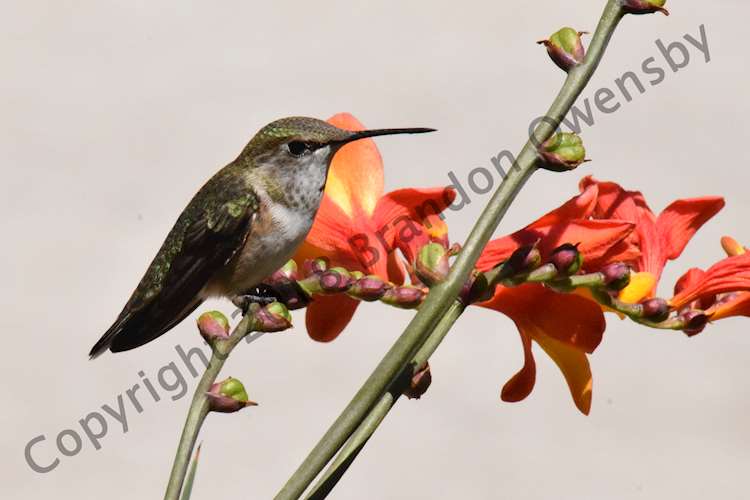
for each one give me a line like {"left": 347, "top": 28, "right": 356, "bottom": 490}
{"left": 382, "top": 286, "right": 425, "bottom": 309}
{"left": 550, "top": 243, "right": 583, "bottom": 275}
{"left": 415, "top": 242, "right": 450, "bottom": 286}
{"left": 506, "top": 244, "right": 542, "bottom": 276}
{"left": 640, "top": 297, "right": 670, "bottom": 322}
{"left": 319, "top": 268, "right": 353, "bottom": 293}
{"left": 404, "top": 363, "right": 432, "bottom": 400}
{"left": 538, "top": 133, "right": 587, "bottom": 172}
{"left": 680, "top": 310, "right": 708, "bottom": 337}
{"left": 303, "top": 257, "right": 328, "bottom": 276}
{"left": 601, "top": 263, "right": 631, "bottom": 291}
{"left": 721, "top": 236, "right": 746, "bottom": 257}
{"left": 255, "top": 302, "right": 293, "bottom": 332}
{"left": 206, "top": 377, "right": 257, "bottom": 413}
{"left": 622, "top": 0, "right": 669, "bottom": 16}
{"left": 197, "top": 311, "right": 230, "bottom": 343}
{"left": 266, "top": 260, "right": 300, "bottom": 285}
{"left": 537, "top": 27, "right": 586, "bottom": 72}
{"left": 349, "top": 275, "right": 389, "bottom": 302}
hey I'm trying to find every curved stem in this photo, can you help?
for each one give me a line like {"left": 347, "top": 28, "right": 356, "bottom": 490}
{"left": 276, "top": 2, "right": 626, "bottom": 498}
{"left": 163, "top": 313, "right": 257, "bottom": 500}
{"left": 305, "top": 302, "right": 465, "bottom": 500}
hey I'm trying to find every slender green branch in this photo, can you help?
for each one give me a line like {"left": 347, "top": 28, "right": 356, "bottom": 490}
{"left": 275, "top": 3, "right": 626, "bottom": 498}
{"left": 164, "top": 313, "right": 257, "bottom": 500}
{"left": 305, "top": 302, "right": 466, "bottom": 500}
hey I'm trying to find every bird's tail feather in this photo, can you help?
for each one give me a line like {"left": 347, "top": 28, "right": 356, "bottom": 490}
{"left": 89, "top": 298, "right": 203, "bottom": 359}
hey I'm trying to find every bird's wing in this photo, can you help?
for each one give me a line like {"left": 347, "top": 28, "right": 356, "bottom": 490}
{"left": 89, "top": 180, "right": 258, "bottom": 358}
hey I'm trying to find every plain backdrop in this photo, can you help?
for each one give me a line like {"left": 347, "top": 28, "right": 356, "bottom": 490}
{"left": 2, "top": 1, "right": 749, "bottom": 499}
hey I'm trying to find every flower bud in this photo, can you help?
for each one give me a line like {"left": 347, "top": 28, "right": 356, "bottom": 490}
{"left": 537, "top": 27, "right": 586, "bottom": 72}
{"left": 680, "top": 310, "right": 708, "bottom": 337}
{"left": 550, "top": 243, "right": 583, "bottom": 275}
{"left": 622, "top": 0, "right": 669, "bottom": 16}
{"left": 197, "top": 311, "right": 230, "bottom": 343}
{"left": 721, "top": 236, "right": 746, "bottom": 257}
{"left": 266, "top": 259, "right": 300, "bottom": 285}
{"left": 255, "top": 302, "right": 293, "bottom": 332}
{"left": 319, "top": 268, "right": 353, "bottom": 293}
{"left": 415, "top": 242, "right": 450, "bottom": 286}
{"left": 462, "top": 271, "right": 488, "bottom": 305}
{"left": 601, "top": 263, "right": 631, "bottom": 291}
{"left": 538, "top": 133, "right": 587, "bottom": 172}
{"left": 303, "top": 257, "right": 328, "bottom": 276}
{"left": 349, "top": 275, "right": 389, "bottom": 301}
{"left": 640, "top": 297, "right": 670, "bottom": 322}
{"left": 404, "top": 363, "right": 432, "bottom": 400}
{"left": 382, "top": 285, "right": 425, "bottom": 309}
{"left": 506, "top": 244, "right": 542, "bottom": 276}
{"left": 206, "top": 377, "right": 257, "bottom": 413}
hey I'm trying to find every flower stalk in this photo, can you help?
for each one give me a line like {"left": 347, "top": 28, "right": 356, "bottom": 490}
{"left": 275, "top": 2, "right": 628, "bottom": 498}
{"left": 164, "top": 304, "right": 291, "bottom": 500}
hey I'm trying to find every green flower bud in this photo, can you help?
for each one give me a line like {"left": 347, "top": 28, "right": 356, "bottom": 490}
{"left": 622, "top": 0, "right": 669, "bottom": 16}
{"left": 538, "top": 133, "right": 587, "bottom": 172}
{"left": 415, "top": 242, "right": 450, "bottom": 286}
{"left": 266, "top": 260, "right": 299, "bottom": 285}
{"left": 537, "top": 27, "right": 586, "bottom": 71}
{"left": 207, "top": 377, "right": 257, "bottom": 413}
{"left": 197, "top": 311, "right": 230, "bottom": 343}
{"left": 303, "top": 257, "right": 329, "bottom": 276}
{"left": 255, "top": 302, "right": 293, "bottom": 332}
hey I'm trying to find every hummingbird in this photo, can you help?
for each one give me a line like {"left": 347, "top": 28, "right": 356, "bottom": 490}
{"left": 89, "top": 117, "right": 434, "bottom": 358}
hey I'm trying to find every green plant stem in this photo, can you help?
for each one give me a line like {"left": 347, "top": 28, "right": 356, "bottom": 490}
{"left": 275, "top": 3, "right": 626, "bottom": 498}
{"left": 164, "top": 313, "right": 257, "bottom": 500}
{"left": 304, "top": 302, "right": 466, "bottom": 500}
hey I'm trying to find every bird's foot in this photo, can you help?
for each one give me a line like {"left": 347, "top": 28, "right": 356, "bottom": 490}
{"left": 232, "top": 281, "right": 309, "bottom": 314}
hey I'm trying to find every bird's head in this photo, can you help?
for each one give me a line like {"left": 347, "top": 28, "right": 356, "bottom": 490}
{"left": 239, "top": 116, "right": 434, "bottom": 178}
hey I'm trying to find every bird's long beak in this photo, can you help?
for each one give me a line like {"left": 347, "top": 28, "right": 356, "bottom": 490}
{"left": 333, "top": 127, "right": 436, "bottom": 148}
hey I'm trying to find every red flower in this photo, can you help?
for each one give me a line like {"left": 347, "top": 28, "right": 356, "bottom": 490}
{"left": 476, "top": 182, "right": 638, "bottom": 272}
{"left": 580, "top": 176, "right": 724, "bottom": 303}
{"left": 670, "top": 237, "right": 750, "bottom": 317}
{"left": 293, "top": 113, "right": 455, "bottom": 342}
{"left": 477, "top": 186, "right": 639, "bottom": 414}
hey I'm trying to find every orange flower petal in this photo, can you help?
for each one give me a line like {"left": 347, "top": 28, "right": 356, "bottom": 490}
{"left": 655, "top": 197, "right": 725, "bottom": 261}
{"left": 501, "top": 327, "right": 536, "bottom": 403}
{"left": 305, "top": 294, "right": 360, "bottom": 342}
{"left": 302, "top": 195, "right": 357, "bottom": 255}
{"left": 477, "top": 220, "right": 636, "bottom": 272}
{"left": 534, "top": 332, "right": 593, "bottom": 415}
{"left": 530, "top": 182, "right": 599, "bottom": 227}
{"left": 373, "top": 187, "right": 456, "bottom": 263}
{"left": 582, "top": 177, "right": 724, "bottom": 282}
{"left": 674, "top": 267, "right": 707, "bottom": 296}
{"left": 708, "top": 292, "right": 750, "bottom": 320}
{"left": 480, "top": 284, "right": 604, "bottom": 412}
{"left": 670, "top": 253, "right": 750, "bottom": 309}
{"left": 580, "top": 176, "right": 655, "bottom": 222}
{"left": 325, "top": 113, "right": 384, "bottom": 217}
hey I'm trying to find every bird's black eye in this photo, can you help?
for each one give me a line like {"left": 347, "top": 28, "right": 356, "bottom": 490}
{"left": 287, "top": 141, "right": 309, "bottom": 157}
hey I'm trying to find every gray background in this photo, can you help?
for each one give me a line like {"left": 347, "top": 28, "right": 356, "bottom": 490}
{"left": 2, "top": 1, "right": 748, "bottom": 499}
